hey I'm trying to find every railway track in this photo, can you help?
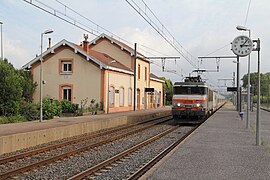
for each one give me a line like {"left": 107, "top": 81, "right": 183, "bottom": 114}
{"left": 67, "top": 108, "right": 216, "bottom": 179}
{"left": 0, "top": 115, "right": 173, "bottom": 179}
{"left": 68, "top": 126, "right": 180, "bottom": 180}
{"left": 67, "top": 125, "right": 197, "bottom": 180}
{"left": 128, "top": 125, "right": 198, "bottom": 179}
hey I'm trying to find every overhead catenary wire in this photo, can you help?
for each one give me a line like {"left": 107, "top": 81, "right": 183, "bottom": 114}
{"left": 23, "top": 0, "right": 171, "bottom": 62}
{"left": 244, "top": 0, "right": 252, "bottom": 26}
{"left": 125, "top": 0, "right": 198, "bottom": 69}
{"left": 23, "top": 0, "right": 100, "bottom": 36}
{"left": 126, "top": 0, "right": 221, "bottom": 89}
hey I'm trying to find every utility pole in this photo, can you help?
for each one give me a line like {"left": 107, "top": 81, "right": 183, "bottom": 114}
{"left": 0, "top": 22, "right": 3, "bottom": 60}
{"left": 254, "top": 39, "right": 261, "bottom": 145}
{"left": 133, "top": 43, "right": 137, "bottom": 111}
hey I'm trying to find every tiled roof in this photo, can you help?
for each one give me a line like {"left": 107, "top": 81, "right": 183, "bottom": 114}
{"left": 71, "top": 42, "right": 132, "bottom": 72}
{"left": 22, "top": 39, "right": 133, "bottom": 75}
{"left": 89, "top": 33, "right": 148, "bottom": 61}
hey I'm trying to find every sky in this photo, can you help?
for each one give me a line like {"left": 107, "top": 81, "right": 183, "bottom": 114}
{"left": 0, "top": 0, "right": 269, "bottom": 92}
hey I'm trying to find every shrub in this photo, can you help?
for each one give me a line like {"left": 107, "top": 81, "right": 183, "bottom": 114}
{"left": 61, "top": 100, "right": 79, "bottom": 113}
{"left": 20, "top": 100, "right": 39, "bottom": 120}
{"left": 72, "top": 103, "right": 79, "bottom": 113}
{"left": 42, "top": 98, "right": 62, "bottom": 120}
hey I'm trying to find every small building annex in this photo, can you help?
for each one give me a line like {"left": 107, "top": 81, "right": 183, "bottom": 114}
{"left": 23, "top": 33, "right": 164, "bottom": 113}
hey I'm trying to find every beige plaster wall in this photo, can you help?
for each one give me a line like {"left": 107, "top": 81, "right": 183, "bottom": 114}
{"left": 32, "top": 48, "right": 101, "bottom": 106}
{"left": 136, "top": 59, "right": 151, "bottom": 109}
{"left": 150, "top": 79, "right": 164, "bottom": 107}
{"left": 105, "top": 70, "right": 134, "bottom": 113}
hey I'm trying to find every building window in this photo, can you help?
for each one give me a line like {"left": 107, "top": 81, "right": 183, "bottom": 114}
{"left": 62, "top": 62, "right": 72, "bottom": 72}
{"left": 145, "top": 67, "right": 147, "bottom": 81}
{"left": 63, "top": 87, "right": 72, "bottom": 101}
{"left": 128, "top": 88, "right": 132, "bottom": 106}
{"left": 59, "top": 59, "right": 73, "bottom": 74}
{"left": 119, "top": 87, "right": 124, "bottom": 107}
{"left": 109, "top": 86, "right": 115, "bottom": 107}
{"left": 59, "top": 84, "right": 73, "bottom": 102}
{"left": 138, "top": 64, "right": 141, "bottom": 79}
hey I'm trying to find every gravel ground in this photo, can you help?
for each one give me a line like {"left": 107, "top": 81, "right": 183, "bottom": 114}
{"left": 93, "top": 126, "right": 193, "bottom": 180}
{"left": 18, "top": 123, "right": 174, "bottom": 179}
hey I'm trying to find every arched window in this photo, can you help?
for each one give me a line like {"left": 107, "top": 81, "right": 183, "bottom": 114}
{"left": 109, "top": 86, "right": 115, "bottom": 107}
{"left": 128, "top": 88, "right": 132, "bottom": 106}
{"left": 145, "top": 67, "right": 147, "bottom": 81}
{"left": 119, "top": 87, "right": 124, "bottom": 107}
{"left": 138, "top": 64, "right": 141, "bottom": 79}
{"left": 59, "top": 84, "right": 73, "bottom": 102}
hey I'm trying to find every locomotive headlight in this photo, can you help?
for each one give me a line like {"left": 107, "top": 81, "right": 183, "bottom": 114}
{"left": 196, "top": 103, "right": 201, "bottom": 107}
{"left": 173, "top": 102, "right": 181, "bottom": 107}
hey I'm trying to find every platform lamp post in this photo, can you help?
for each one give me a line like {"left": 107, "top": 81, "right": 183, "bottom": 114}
{"left": 0, "top": 21, "right": 3, "bottom": 60}
{"left": 236, "top": 25, "right": 251, "bottom": 129}
{"left": 107, "top": 60, "right": 116, "bottom": 114}
{"left": 40, "top": 29, "right": 54, "bottom": 122}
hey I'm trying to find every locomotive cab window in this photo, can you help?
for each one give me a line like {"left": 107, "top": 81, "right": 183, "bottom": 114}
{"left": 173, "top": 86, "right": 207, "bottom": 95}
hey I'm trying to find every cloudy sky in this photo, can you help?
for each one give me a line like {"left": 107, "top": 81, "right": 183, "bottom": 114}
{"left": 0, "top": 0, "right": 268, "bottom": 91}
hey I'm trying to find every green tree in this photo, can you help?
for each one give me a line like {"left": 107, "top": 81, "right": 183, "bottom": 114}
{"left": 17, "top": 69, "right": 37, "bottom": 101}
{"left": 265, "top": 72, "right": 270, "bottom": 104}
{"left": 0, "top": 59, "right": 23, "bottom": 115}
{"left": 242, "top": 72, "right": 260, "bottom": 95}
{"left": 242, "top": 72, "right": 270, "bottom": 103}
{"left": 160, "top": 77, "right": 173, "bottom": 105}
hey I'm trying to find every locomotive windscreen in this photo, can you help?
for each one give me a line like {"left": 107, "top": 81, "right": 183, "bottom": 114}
{"left": 173, "top": 86, "right": 207, "bottom": 95}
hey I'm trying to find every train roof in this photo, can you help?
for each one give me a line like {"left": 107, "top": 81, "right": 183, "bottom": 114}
{"left": 174, "top": 81, "right": 207, "bottom": 86}
{"left": 174, "top": 75, "right": 209, "bottom": 87}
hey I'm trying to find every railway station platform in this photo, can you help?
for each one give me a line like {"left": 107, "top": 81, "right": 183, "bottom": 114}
{"left": 146, "top": 103, "right": 270, "bottom": 179}
{"left": 0, "top": 107, "right": 171, "bottom": 155}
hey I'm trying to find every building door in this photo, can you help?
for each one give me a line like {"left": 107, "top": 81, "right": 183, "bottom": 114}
{"left": 137, "top": 89, "right": 140, "bottom": 110}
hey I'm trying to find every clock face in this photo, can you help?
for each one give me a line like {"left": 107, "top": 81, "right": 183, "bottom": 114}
{"left": 231, "top": 35, "right": 253, "bottom": 57}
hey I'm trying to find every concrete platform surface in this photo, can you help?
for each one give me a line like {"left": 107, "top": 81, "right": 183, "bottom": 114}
{"left": 147, "top": 103, "right": 270, "bottom": 179}
{"left": 0, "top": 107, "right": 170, "bottom": 137}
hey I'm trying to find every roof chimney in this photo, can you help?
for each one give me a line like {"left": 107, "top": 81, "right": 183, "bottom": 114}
{"left": 83, "top": 34, "right": 89, "bottom": 53}
{"left": 47, "top": 38, "right": 51, "bottom": 50}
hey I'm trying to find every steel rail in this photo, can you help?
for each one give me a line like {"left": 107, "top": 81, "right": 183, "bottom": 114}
{"left": 0, "top": 116, "right": 172, "bottom": 179}
{"left": 0, "top": 115, "right": 171, "bottom": 165}
{"left": 127, "top": 125, "right": 199, "bottom": 179}
{"left": 68, "top": 126, "right": 179, "bottom": 180}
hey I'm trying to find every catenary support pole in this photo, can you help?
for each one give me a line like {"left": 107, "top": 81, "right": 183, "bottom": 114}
{"left": 246, "top": 30, "right": 251, "bottom": 129}
{"left": 237, "top": 56, "right": 240, "bottom": 112}
{"left": 256, "top": 38, "right": 261, "bottom": 146}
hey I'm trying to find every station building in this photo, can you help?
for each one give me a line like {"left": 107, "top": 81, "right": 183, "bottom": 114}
{"left": 23, "top": 34, "right": 164, "bottom": 113}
